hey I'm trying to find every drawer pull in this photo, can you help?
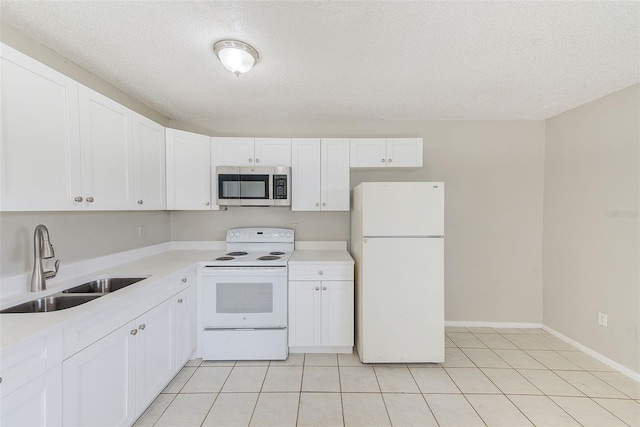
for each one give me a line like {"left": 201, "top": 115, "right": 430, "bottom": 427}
{"left": 139, "top": 324, "right": 146, "bottom": 330}
{"left": 323, "top": 286, "right": 327, "bottom": 290}
{"left": 318, "top": 270, "right": 324, "bottom": 275}
{"left": 315, "top": 287, "right": 320, "bottom": 291}
{"left": 181, "top": 277, "right": 187, "bottom": 283}
{"left": 130, "top": 329, "right": 138, "bottom": 336}
{"left": 178, "top": 298, "right": 183, "bottom": 303}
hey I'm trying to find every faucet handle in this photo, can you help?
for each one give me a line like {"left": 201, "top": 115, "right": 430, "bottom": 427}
{"left": 44, "top": 259, "right": 60, "bottom": 280}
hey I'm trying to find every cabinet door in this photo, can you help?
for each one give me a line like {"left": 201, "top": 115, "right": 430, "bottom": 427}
{"left": 321, "top": 138, "right": 350, "bottom": 211}
{"left": 133, "top": 113, "right": 166, "bottom": 210}
{"left": 215, "top": 137, "right": 254, "bottom": 166}
{"left": 321, "top": 281, "right": 354, "bottom": 347}
{"left": 349, "top": 138, "right": 386, "bottom": 167}
{"left": 174, "top": 288, "right": 192, "bottom": 369}
{"left": 254, "top": 138, "right": 291, "bottom": 167}
{"left": 386, "top": 138, "right": 423, "bottom": 167}
{"left": 63, "top": 322, "right": 136, "bottom": 427}
{"left": 0, "top": 44, "right": 81, "bottom": 211}
{"left": 78, "top": 85, "right": 135, "bottom": 210}
{"left": 1, "top": 366, "right": 62, "bottom": 427}
{"left": 166, "top": 128, "right": 211, "bottom": 210}
{"left": 288, "top": 281, "right": 321, "bottom": 347}
{"left": 291, "top": 138, "right": 320, "bottom": 211}
{"left": 135, "top": 298, "right": 174, "bottom": 414}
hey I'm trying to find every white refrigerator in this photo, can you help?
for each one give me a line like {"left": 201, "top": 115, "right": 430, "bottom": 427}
{"left": 350, "top": 182, "right": 444, "bottom": 363}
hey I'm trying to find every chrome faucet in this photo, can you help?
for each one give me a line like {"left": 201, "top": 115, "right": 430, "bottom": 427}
{"left": 31, "top": 224, "right": 60, "bottom": 292}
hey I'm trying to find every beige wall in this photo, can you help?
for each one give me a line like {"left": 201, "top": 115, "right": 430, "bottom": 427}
{"left": 170, "top": 119, "right": 547, "bottom": 323}
{"left": 543, "top": 84, "right": 640, "bottom": 373}
{"left": 0, "top": 211, "right": 171, "bottom": 278}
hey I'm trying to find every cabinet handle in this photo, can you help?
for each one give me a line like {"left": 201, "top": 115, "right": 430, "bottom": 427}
{"left": 205, "top": 201, "right": 210, "bottom": 206}
{"left": 322, "top": 202, "right": 326, "bottom": 207}
{"left": 319, "top": 270, "right": 324, "bottom": 275}
{"left": 74, "top": 196, "right": 83, "bottom": 202}
{"left": 315, "top": 202, "right": 320, "bottom": 207}
{"left": 315, "top": 287, "right": 320, "bottom": 291}
{"left": 381, "top": 159, "right": 386, "bottom": 163}
{"left": 249, "top": 158, "right": 253, "bottom": 163}
{"left": 0, "top": 377, "right": 2, "bottom": 384}
{"left": 86, "top": 197, "right": 94, "bottom": 203}
{"left": 139, "top": 324, "right": 146, "bottom": 330}
{"left": 181, "top": 278, "right": 187, "bottom": 283}
{"left": 323, "top": 286, "right": 327, "bottom": 290}
{"left": 255, "top": 158, "right": 260, "bottom": 163}
{"left": 130, "top": 329, "right": 138, "bottom": 336}
{"left": 137, "top": 200, "right": 144, "bottom": 205}
{"left": 388, "top": 159, "right": 392, "bottom": 163}
{"left": 178, "top": 298, "right": 183, "bottom": 303}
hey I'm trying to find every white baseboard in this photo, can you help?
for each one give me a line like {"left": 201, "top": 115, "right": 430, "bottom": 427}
{"left": 444, "top": 320, "right": 640, "bottom": 381}
{"left": 445, "top": 320, "right": 543, "bottom": 329}
{"left": 542, "top": 325, "right": 640, "bottom": 382}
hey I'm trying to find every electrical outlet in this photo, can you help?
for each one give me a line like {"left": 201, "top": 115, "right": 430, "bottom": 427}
{"left": 292, "top": 223, "right": 299, "bottom": 232}
{"left": 598, "top": 312, "right": 608, "bottom": 327}
{"left": 138, "top": 226, "right": 144, "bottom": 238}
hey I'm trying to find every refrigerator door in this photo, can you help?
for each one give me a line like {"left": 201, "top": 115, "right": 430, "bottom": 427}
{"left": 358, "top": 236, "right": 444, "bottom": 363}
{"left": 360, "top": 182, "right": 444, "bottom": 237}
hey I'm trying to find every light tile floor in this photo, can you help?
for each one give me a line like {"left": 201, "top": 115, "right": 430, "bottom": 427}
{"left": 134, "top": 327, "right": 640, "bottom": 426}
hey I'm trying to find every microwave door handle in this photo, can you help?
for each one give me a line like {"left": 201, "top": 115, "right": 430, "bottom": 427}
{"left": 269, "top": 173, "right": 274, "bottom": 200}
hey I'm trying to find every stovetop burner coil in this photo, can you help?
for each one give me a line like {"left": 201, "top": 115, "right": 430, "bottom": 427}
{"left": 226, "top": 251, "right": 248, "bottom": 256}
{"left": 215, "top": 256, "right": 235, "bottom": 261}
{"left": 257, "top": 255, "right": 281, "bottom": 261}
{"left": 269, "top": 251, "right": 285, "bottom": 255}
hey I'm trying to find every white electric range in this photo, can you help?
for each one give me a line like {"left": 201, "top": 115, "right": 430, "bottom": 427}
{"left": 198, "top": 227, "right": 293, "bottom": 360}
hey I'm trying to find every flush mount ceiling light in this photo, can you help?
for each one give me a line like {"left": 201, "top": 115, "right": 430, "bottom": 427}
{"left": 213, "top": 39, "right": 259, "bottom": 77}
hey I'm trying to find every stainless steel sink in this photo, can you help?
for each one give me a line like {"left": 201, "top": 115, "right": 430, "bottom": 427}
{"left": 62, "top": 277, "right": 146, "bottom": 294}
{"left": 0, "top": 295, "right": 102, "bottom": 313}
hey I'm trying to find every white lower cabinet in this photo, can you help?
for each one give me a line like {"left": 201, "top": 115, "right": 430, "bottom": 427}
{"left": 63, "top": 320, "right": 137, "bottom": 427}
{"left": 62, "top": 294, "right": 184, "bottom": 426}
{"left": 1, "top": 366, "right": 62, "bottom": 427}
{"left": 288, "top": 261, "right": 354, "bottom": 352}
{"left": 174, "top": 286, "right": 196, "bottom": 369}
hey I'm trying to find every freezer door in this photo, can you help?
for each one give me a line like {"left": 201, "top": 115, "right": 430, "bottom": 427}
{"left": 360, "top": 182, "right": 444, "bottom": 236}
{"left": 358, "top": 237, "right": 444, "bottom": 363}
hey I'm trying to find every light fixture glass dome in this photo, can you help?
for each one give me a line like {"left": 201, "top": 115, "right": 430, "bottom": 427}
{"left": 213, "top": 40, "right": 259, "bottom": 77}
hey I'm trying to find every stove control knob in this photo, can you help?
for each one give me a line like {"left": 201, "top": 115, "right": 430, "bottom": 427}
{"left": 286, "top": 231, "right": 291, "bottom": 237}
{"left": 279, "top": 232, "right": 284, "bottom": 237}
{"left": 234, "top": 231, "right": 240, "bottom": 237}
{"left": 228, "top": 231, "right": 233, "bottom": 238}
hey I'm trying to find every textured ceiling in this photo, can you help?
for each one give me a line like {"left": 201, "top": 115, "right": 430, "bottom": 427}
{"left": 1, "top": 1, "right": 639, "bottom": 122}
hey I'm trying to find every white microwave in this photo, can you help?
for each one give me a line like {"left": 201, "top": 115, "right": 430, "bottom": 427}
{"left": 216, "top": 166, "right": 291, "bottom": 207}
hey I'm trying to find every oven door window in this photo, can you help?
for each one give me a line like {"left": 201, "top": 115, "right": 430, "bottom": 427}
{"left": 216, "top": 282, "right": 273, "bottom": 313}
{"left": 218, "top": 174, "right": 270, "bottom": 200}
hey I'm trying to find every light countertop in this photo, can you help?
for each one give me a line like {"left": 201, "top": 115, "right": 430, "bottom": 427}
{"left": 289, "top": 250, "right": 354, "bottom": 264}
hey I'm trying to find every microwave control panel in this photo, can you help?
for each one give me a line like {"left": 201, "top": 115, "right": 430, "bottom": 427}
{"left": 273, "top": 175, "right": 288, "bottom": 199}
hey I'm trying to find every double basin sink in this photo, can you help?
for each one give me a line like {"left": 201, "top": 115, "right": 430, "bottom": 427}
{"left": 1, "top": 277, "right": 147, "bottom": 314}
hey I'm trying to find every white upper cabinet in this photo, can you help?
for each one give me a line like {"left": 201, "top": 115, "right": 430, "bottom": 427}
{"left": 321, "top": 138, "right": 350, "bottom": 211}
{"left": 254, "top": 138, "right": 291, "bottom": 166}
{"left": 350, "top": 137, "right": 423, "bottom": 168}
{"left": 291, "top": 138, "right": 321, "bottom": 211}
{"left": 292, "top": 138, "right": 349, "bottom": 211}
{"left": 215, "top": 137, "right": 291, "bottom": 167}
{"left": 0, "top": 43, "right": 81, "bottom": 211}
{"left": 133, "top": 114, "right": 166, "bottom": 210}
{"left": 166, "top": 128, "right": 214, "bottom": 210}
{"left": 78, "top": 85, "right": 135, "bottom": 210}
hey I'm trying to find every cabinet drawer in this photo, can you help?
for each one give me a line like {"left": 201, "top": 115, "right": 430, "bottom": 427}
{"left": 289, "top": 264, "right": 353, "bottom": 281}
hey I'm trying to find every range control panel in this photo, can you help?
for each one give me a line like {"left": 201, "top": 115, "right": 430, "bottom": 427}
{"left": 226, "top": 227, "right": 294, "bottom": 243}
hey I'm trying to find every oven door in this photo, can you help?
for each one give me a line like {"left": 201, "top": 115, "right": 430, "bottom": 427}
{"left": 201, "top": 266, "right": 287, "bottom": 329}
{"left": 216, "top": 166, "right": 274, "bottom": 206}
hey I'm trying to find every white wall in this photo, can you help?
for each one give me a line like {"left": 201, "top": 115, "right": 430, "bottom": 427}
{"left": 170, "top": 119, "right": 547, "bottom": 324}
{"left": 543, "top": 84, "right": 639, "bottom": 373}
